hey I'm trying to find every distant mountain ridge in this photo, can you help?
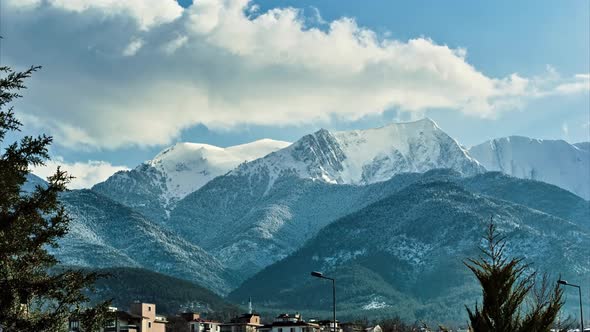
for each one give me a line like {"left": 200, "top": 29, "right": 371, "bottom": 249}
{"left": 92, "top": 139, "right": 289, "bottom": 222}
{"left": 148, "top": 139, "right": 291, "bottom": 200}
{"left": 22, "top": 173, "right": 47, "bottom": 193}
{"left": 231, "top": 118, "right": 484, "bottom": 187}
{"left": 469, "top": 136, "right": 590, "bottom": 199}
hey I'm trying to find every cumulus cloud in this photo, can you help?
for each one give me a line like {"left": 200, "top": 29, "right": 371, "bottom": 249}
{"left": 5, "top": 0, "right": 183, "bottom": 30}
{"left": 31, "top": 157, "right": 129, "bottom": 189}
{"left": 3, "top": 0, "right": 589, "bottom": 150}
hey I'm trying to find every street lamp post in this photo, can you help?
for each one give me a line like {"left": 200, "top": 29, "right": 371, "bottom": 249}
{"left": 558, "top": 279, "right": 584, "bottom": 331}
{"left": 311, "top": 271, "right": 336, "bottom": 332}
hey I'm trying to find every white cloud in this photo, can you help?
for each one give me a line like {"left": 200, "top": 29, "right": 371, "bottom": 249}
{"left": 554, "top": 74, "right": 590, "bottom": 95}
{"left": 4, "top": 0, "right": 589, "bottom": 150}
{"left": 162, "top": 35, "right": 188, "bottom": 55}
{"left": 31, "top": 157, "right": 129, "bottom": 189}
{"left": 528, "top": 68, "right": 590, "bottom": 97}
{"left": 6, "top": 0, "right": 184, "bottom": 30}
{"left": 123, "top": 37, "right": 144, "bottom": 56}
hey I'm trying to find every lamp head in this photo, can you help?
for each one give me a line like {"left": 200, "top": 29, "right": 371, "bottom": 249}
{"left": 311, "top": 271, "right": 324, "bottom": 278}
{"left": 557, "top": 279, "right": 568, "bottom": 285}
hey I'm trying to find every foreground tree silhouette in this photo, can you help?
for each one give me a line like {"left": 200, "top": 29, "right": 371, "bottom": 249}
{"left": 0, "top": 65, "right": 109, "bottom": 331}
{"left": 465, "top": 223, "right": 564, "bottom": 332}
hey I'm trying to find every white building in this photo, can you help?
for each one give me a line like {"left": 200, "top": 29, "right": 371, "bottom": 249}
{"left": 258, "top": 313, "right": 320, "bottom": 332}
{"left": 180, "top": 313, "right": 221, "bottom": 332}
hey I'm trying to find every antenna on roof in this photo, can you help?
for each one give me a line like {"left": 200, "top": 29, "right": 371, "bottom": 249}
{"left": 248, "top": 297, "right": 252, "bottom": 314}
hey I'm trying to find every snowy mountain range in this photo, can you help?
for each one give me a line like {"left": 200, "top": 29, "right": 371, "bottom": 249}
{"left": 77, "top": 119, "right": 590, "bottom": 277}
{"left": 92, "top": 139, "right": 289, "bottom": 222}
{"left": 33, "top": 117, "right": 590, "bottom": 314}
{"left": 91, "top": 119, "right": 589, "bottom": 220}
{"left": 166, "top": 119, "right": 486, "bottom": 275}
{"left": 469, "top": 136, "right": 590, "bottom": 199}
{"left": 231, "top": 118, "right": 484, "bottom": 188}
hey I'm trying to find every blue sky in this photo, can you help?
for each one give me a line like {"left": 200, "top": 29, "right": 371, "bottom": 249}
{"left": 2, "top": 0, "right": 589, "bottom": 187}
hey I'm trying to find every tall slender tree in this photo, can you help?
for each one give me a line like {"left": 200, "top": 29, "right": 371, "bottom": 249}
{"left": 0, "top": 65, "right": 109, "bottom": 331}
{"left": 465, "top": 222, "right": 563, "bottom": 332}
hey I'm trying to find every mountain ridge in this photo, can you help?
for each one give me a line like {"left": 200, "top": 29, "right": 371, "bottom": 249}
{"left": 92, "top": 139, "right": 290, "bottom": 222}
{"left": 53, "top": 189, "right": 239, "bottom": 295}
{"left": 469, "top": 135, "right": 590, "bottom": 199}
{"left": 231, "top": 118, "right": 484, "bottom": 189}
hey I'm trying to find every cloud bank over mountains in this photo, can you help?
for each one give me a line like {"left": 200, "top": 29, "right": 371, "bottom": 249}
{"left": 4, "top": 0, "right": 589, "bottom": 150}
{"left": 31, "top": 157, "right": 129, "bottom": 189}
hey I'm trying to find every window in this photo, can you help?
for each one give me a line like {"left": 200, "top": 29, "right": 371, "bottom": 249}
{"left": 291, "top": 328, "right": 295, "bottom": 332}
{"left": 148, "top": 306, "right": 152, "bottom": 312}
{"left": 278, "top": 328, "right": 283, "bottom": 332}
{"left": 148, "top": 322, "right": 152, "bottom": 328}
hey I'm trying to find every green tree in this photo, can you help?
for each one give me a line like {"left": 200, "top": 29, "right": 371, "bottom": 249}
{"left": 465, "top": 222, "right": 563, "bottom": 332}
{"left": 0, "top": 65, "right": 109, "bottom": 331}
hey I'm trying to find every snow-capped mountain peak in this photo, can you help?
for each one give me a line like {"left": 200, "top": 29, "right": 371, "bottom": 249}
{"left": 92, "top": 139, "right": 290, "bottom": 221}
{"left": 232, "top": 118, "right": 484, "bottom": 187}
{"left": 147, "top": 139, "right": 291, "bottom": 200}
{"left": 469, "top": 136, "right": 590, "bottom": 199}
{"left": 331, "top": 118, "right": 480, "bottom": 183}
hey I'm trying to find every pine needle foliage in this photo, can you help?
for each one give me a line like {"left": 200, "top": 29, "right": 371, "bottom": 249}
{"left": 0, "top": 65, "right": 109, "bottom": 331}
{"left": 465, "top": 222, "right": 564, "bottom": 332}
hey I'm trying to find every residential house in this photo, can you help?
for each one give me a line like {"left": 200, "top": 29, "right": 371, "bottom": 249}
{"left": 258, "top": 313, "right": 320, "bottom": 332}
{"left": 98, "top": 302, "right": 166, "bottom": 332}
{"left": 181, "top": 312, "right": 221, "bottom": 332}
{"left": 103, "top": 310, "right": 142, "bottom": 332}
{"left": 220, "top": 313, "right": 262, "bottom": 332}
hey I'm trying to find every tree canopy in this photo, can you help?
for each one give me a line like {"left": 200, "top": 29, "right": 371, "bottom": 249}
{"left": 465, "top": 222, "right": 564, "bottom": 332}
{"left": 0, "top": 65, "right": 109, "bottom": 331}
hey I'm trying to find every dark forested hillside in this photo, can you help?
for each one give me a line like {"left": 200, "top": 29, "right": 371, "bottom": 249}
{"left": 86, "top": 267, "right": 240, "bottom": 319}
{"left": 229, "top": 180, "right": 590, "bottom": 323}
{"left": 461, "top": 171, "right": 590, "bottom": 229}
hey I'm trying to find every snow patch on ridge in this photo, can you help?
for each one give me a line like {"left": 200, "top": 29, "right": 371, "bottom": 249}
{"left": 362, "top": 298, "right": 391, "bottom": 310}
{"left": 147, "top": 139, "right": 290, "bottom": 201}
